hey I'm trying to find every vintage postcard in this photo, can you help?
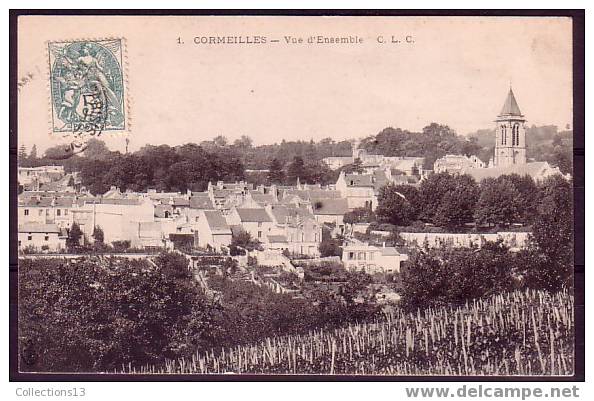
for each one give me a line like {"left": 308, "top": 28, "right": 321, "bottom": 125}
{"left": 13, "top": 12, "right": 581, "bottom": 379}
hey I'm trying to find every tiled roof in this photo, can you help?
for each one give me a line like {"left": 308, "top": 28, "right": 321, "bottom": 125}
{"left": 251, "top": 193, "right": 276, "bottom": 204}
{"left": 81, "top": 198, "right": 142, "bottom": 206}
{"left": 269, "top": 205, "right": 312, "bottom": 223}
{"left": 170, "top": 197, "right": 190, "bottom": 207}
{"left": 203, "top": 210, "right": 231, "bottom": 233}
{"left": 282, "top": 189, "right": 342, "bottom": 201}
{"left": 461, "top": 162, "right": 557, "bottom": 182}
{"left": 19, "top": 197, "right": 74, "bottom": 208}
{"left": 380, "top": 247, "right": 402, "bottom": 256}
{"left": 213, "top": 189, "right": 235, "bottom": 198}
{"left": 311, "top": 198, "right": 349, "bottom": 215}
{"left": 189, "top": 194, "right": 215, "bottom": 209}
{"left": 18, "top": 223, "right": 61, "bottom": 233}
{"left": 236, "top": 208, "right": 272, "bottom": 222}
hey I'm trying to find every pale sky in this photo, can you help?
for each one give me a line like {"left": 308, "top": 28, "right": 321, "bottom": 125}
{"left": 17, "top": 16, "right": 573, "bottom": 153}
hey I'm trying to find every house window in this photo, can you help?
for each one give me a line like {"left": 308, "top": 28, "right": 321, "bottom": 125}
{"left": 64, "top": 209, "right": 68, "bottom": 215}
{"left": 258, "top": 231, "right": 262, "bottom": 239}
{"left": 349, "top": 252, "right": 355, "bottom": 260}
{"left": 369, "top": 252, "right": 374, "bottom": 261}
{"left": 44, "top": 235, "right": 49, "bottom": 241}
{"left": 57, "top": 209, "right": 61, "bottom": 216}
{"left": 24, "top": 209, "right": 29, "bottom": 216}
{"left": 38, "top": 209, "right": 43, "bottom": 216}
{"left": 27, "top": 235, "right": 32, "bottom": 241}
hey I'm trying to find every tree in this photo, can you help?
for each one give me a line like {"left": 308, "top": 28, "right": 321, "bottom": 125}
{"left": 474, "top": 177, "right": 521, "bottom": 227}
{"left": 419, "top": 173, "right": 479, "bottom": 229}
{"left": 400, "top": 245, "right": 516, "bottom": 310}
{"left": 318, "top": 238, "right": 343, "bottom": 258}
{"left": 213, "top": 135, "right": 228, "bottom": 147}
{"left": 524, "top": 175, "right": 573, "bottom": 291}
{"left": 233, "top": 135, "right": 253, "bottom": 149}
{"left": 66, "top": 223, "right": 83, "bottom": 250}
{"left": 83, "top": 138, "right": 111, "bottom": 160}
{"left": 375, "top": 184, "right": 419, "bottom": 226}
{"left": 230, "top": 229, "right": 261, "bottom": 255}
{"left": 500, "top": 174, "right": 539, "bottom": 224}
{"left": 267, "top": 158, "right": 285, "bottom": 184}
{"left": 92, "top": 225, "right": 104, "bottom": 245}
{"left": 28, "top": 145, "right": 38, "bottom": 161}
{"left": 286, "top": 156, "right": 306, "bottom": 184}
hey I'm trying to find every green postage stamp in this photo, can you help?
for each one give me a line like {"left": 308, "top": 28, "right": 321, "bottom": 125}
{"left": 48, "top": 39, "right": 127, "bottom": 137}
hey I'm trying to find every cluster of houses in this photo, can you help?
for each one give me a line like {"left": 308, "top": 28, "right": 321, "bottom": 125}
{"left": 17, "top": 87, "right": 567, "bottom": 276}
{"left": 17, "top": 165, "right": 419, "bottom": 274}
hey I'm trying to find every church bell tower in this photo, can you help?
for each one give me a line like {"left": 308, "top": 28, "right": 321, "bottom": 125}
{"left": 494, "top": 87, "right": 526, "bottom": 167}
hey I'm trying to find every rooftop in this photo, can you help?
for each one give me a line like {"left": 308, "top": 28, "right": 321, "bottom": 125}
{"left": 499, "top": 88, "right": 523, "bottom": 117}
{"left": 312, "top": 198, "right": 349, "bottom": 215}
{"left": 203, "top": 210, "right": 231, "bottom": 233}
{"left": 189, "top": 193, "right": 215, "bottom": 209}
{"left": 235, "top": 208, "right": 272, "bottom": 223}
{"left": 461, "top": 162, "right": 559, "bottom": 182}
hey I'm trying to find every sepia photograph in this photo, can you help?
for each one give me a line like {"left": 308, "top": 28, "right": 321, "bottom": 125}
{"left": 10, "top": 10, "right": 583, "bottom": 380}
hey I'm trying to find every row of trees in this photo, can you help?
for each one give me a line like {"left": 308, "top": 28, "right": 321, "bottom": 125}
{"left": 375, "top": 172, "right": 559, "bottom": 230}
{"left": 19, "top": 121, "right": 572, "bottom": 192}
{"left": 398, "top": 173, "right": 573, "bottom": 308}
{"left": 266, "top": 156, "right": 338, "bottom": 186}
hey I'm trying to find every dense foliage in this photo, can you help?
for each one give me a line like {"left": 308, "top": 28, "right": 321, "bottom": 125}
{"left": 375, "top": 172, "right": 564, "bottom": 232}
{"left": 399, "top": 243, "right": 519, "bottom": 309}
{"left": 19, "top": 252, "right": 219, "bottom": 372}
{"left": 398, "top": 174, "right": 573, "bottom": 308}
{"left": 19, "top": 252, "right": 382, "bottom": 372}
{"left": 361, "top": 124, "right": 483, "bottom": 170}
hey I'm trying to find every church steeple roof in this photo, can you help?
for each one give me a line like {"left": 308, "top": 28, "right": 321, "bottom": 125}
{"left": 499, "top": 88, "right": 523, "bottom": 117}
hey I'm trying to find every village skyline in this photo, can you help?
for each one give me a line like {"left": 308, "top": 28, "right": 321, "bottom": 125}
{"left": 18, "top": 16, "right": 572, "bottom": 153}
